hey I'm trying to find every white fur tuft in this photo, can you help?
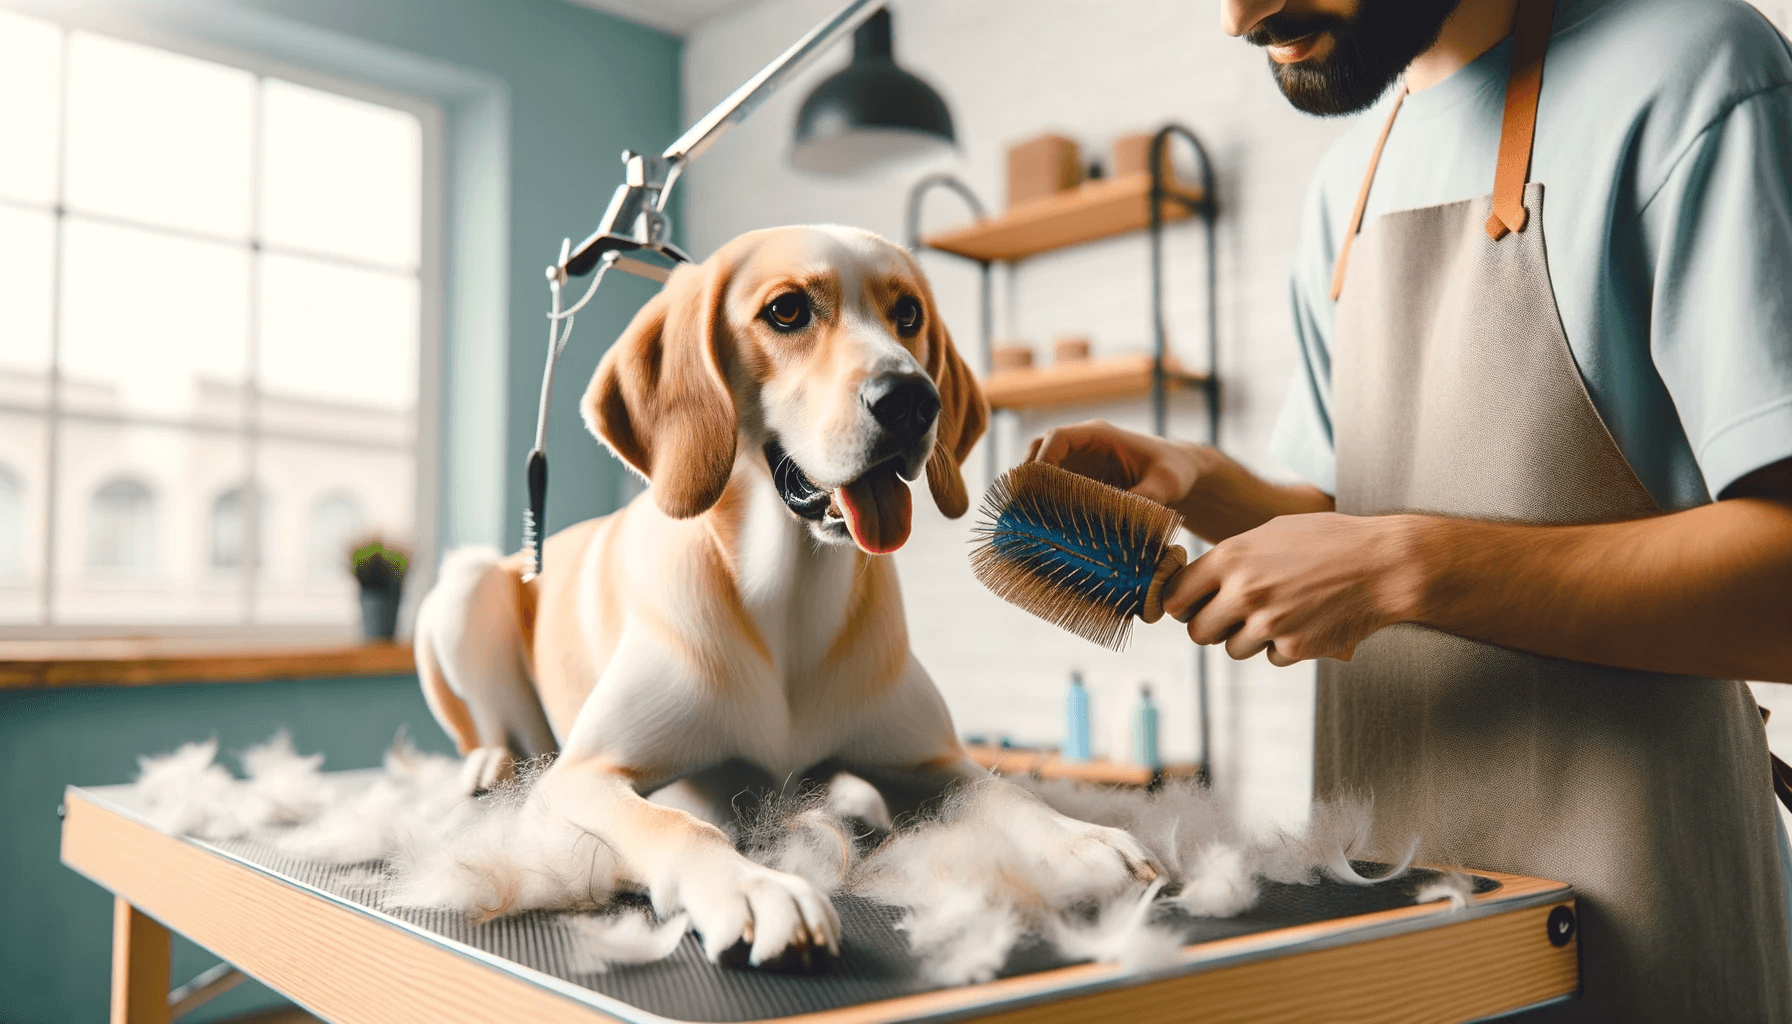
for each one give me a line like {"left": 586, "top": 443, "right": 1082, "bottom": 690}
{"left": 133, "top": 735, "right": 1419, "bottom": 983}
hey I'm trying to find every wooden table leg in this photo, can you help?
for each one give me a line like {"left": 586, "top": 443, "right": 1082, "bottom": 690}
{"left": 111, "top": 897, "right": 171, "bottom": 1024}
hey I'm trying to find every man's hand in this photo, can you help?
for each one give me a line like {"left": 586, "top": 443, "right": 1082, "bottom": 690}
{"left": 1025, "top": 421, "right": 1212, "bottom": 507}
{"left": 1026, "top": 421, "right": 1332, "bottom": 543}
{"left": 1160, "top": 476, "right": 1792, "bottom": 682}
{"left": 1161, "top": 512, "right": 1421, "bottom": 666}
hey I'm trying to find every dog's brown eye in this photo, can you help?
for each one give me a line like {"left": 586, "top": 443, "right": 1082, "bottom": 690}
{"left": 893, "top": 296, "right": 922, "bottom": 336}
{"left": 762, "top": 292, "right": 811, "bottom": 332}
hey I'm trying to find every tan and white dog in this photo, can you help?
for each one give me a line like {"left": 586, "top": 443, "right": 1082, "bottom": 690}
{"left": 412, "top": 226, "right": 1158, "bottom": 969}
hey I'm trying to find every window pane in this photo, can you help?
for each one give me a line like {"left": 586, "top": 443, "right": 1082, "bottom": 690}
{"left": 0, "top": 11, "right": 60, "bottom": 206}
{"left": 258, "top": 254, "right": 417, "bottom": 413}
{"left": 254, "top": 436, "right": 412, "bottom": 625}
{"left": 208, "top": 483, "right": 267, "bottom": 572}
{"left": 60, "top": 217, "right": 250, "bottom": 422}
{"left": 64, "top": 32, "right": 252, "bottom": 238}
{"left": 53, "top": 420, "right": 243, "bottom": 624}
{"left": 262, "top": 79, "right": 421, "bottom": 269}
{"left": 0, "top": 206, "right": 55, "bottom": 409}
{"left": 0, "top": 411, "right": 46, "bottom": 623}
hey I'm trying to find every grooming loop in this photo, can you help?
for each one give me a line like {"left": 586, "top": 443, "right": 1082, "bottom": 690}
{"left": 522, "top": 244, "right": 619, "bottom": 581}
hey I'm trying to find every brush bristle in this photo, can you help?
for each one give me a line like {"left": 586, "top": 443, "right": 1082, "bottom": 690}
{"left": 970, "top": 463, "right": 1184, "bottom": 651}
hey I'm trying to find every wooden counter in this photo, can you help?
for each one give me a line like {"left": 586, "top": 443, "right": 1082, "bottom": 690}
{"left": 0, "top": 638, "right": 415, "bottom": 690}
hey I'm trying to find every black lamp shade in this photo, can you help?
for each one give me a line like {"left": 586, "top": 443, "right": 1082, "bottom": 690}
{"left": 791, "top": 9, "right": 955, "bottom": 176}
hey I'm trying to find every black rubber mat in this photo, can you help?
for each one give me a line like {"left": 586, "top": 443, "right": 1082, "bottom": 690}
{"left": 201, "top": 834, "right": 1496, "bottom": 1023}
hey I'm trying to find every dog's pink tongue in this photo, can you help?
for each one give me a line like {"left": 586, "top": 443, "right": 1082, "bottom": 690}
{"left": 837, "top": 464, "right": 912, "bottom": 554}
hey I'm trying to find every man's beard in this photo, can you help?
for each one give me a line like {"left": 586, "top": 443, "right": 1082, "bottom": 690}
{"left": 1247, "top": 0, "right": 1463, "bottom": 116}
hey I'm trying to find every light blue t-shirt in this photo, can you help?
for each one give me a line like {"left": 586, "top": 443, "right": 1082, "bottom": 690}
{"left": 1272, "top": 0, "right": 1792, "bottom": 509}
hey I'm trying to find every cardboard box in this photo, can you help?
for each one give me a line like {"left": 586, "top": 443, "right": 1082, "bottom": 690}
{"left": 991, "top": 343, "right": 1036, "bottom": 372}
{"left": 1006, "top": 134, "right": 1081, "bottom": 209}
{"left": 1112, "top": 132, "right": 1171, "bottom": 181}
{"left": 1052, "top": 336, "right": 1091, "bottom": 363}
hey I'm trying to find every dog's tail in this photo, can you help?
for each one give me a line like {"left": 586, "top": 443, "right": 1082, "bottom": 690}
{"left": 413, "top": 546, "right": 557, "bottom": 765}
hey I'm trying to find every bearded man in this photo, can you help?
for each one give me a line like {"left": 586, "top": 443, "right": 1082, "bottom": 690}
{"left": 1028, "top": 0, "right": 1792, "bottom": 1018}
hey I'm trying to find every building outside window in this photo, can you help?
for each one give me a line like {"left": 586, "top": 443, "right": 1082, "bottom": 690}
{"left": 86, "top": 477, "right": 156, "bottom": 576}
{"left": 0, "top": 465, "right": 25, "bottom": 580}
{"left": 0, "top": 11, "right": 433, "bottom": 630}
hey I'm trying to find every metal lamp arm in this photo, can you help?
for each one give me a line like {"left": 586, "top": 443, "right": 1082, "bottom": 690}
{"left": 557, "top": 0, "right": 884, "bottom": 281}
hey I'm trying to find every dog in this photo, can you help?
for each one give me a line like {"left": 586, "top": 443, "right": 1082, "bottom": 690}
{"left": 412, "top": 225, "right": 1159, "bottom": 969}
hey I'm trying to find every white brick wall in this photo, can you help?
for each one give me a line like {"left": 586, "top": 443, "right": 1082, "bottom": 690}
{"left": 678, "top": 1, "right": 1792, "bottom": 830}
{"left": 681, "top": 0, "right": 1346, "bottom": 830}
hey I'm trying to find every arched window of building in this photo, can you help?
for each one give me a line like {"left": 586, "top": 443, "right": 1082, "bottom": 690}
{"left": 210, "top": 485, "right": 267, "bottom": 572}
{"left": 307, "top": 492, "right": 363, "bottom": 580}
{"left": 89, "top": 477, "right": 156, "bottom": 574}
{"left": 0, "top": 466, "right": 23, "bottom": 579}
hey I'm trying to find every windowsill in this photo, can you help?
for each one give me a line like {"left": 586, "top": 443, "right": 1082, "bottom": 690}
{"left": 0, "top": 637, "right": 415, "bottom": 690}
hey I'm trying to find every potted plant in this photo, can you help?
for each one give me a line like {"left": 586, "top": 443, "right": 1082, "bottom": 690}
{"left": 350, "top": 538, "right": 409, "bottom": 641}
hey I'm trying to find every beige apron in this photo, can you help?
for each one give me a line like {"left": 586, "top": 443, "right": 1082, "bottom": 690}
{"left": 1319, "top": 0, "right": 1792, "bottom": 1019}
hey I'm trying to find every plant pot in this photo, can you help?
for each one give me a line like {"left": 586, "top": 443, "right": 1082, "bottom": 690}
{"left": 360, "top": 589, "right": 402, "bottom": 641}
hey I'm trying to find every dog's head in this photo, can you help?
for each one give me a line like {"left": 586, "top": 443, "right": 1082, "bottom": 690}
{"left": 584, "top": 225, "right": 987, "bottom": 554}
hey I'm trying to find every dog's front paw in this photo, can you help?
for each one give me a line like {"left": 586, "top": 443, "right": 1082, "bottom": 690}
{"left": 681, "top": 861, "right": 842, "bottom": 969}
{"left": 1040, "top": 816, "right": 1162, "bottom": 900}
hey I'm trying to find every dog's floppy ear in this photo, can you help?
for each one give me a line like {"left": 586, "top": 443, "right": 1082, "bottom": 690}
{"left": 584, "top": 257, "right": 737, "bottom": 519}
{"left": 921, "top": 297, "right": 989, "bottom": 520}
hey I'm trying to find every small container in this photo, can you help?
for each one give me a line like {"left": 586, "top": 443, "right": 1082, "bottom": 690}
{"left": 992, "top": 344, "right": 1036, "bottom": 373}
{"left": 1064, "top": 672, "right": 1091, "bottom": 763}
{"left": 1053, "top": 336, "right": 1091, "bottom": 364}
{"left": 1132, "top": 683, "right": 1160, "bottom": 769}
{"left": 1112, "top": 132, "right": 1173, "bottom": 181}
{"left": 360, "top": 590, "right": 401, "bottom": 640}
{"left": 1006, "top": 134, "right": 1082, "bottom": 209}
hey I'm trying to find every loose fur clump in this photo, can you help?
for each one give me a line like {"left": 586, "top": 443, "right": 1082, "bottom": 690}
{"left": 970, "top": 463, "right": 1185, "bottom": 651}
{"left": 133, "top": 736, "right": 1421, "bottom": 985}
{"left": 736, "top": 786, "right": 866, "bottom": 895}
{"left": 133, "top": 735, "right": 627, "bottom": 920}
{"left": 846, "top": 778, "right": 1187, "bottom": 984}
{"left": 562, "top": 911, "right": 691, "bottom": 974}
{"left": 1414, "top": 870, "right": 1474, "bottom": 912}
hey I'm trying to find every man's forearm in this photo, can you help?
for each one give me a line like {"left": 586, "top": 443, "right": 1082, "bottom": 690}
{"left": 1179, "top": 445, "right": 1335, "bottom": 543}
{"left": 1395, "top": 498, "right": 1792, "bottom": 682}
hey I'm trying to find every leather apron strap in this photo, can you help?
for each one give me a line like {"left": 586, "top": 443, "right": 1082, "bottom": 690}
{"left": 1329, "top": 0, "right": 1556, "bottom": 301}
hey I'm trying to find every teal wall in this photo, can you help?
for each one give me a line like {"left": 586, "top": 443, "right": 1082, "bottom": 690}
{"left": 0, "top": 676, "right": 455, "bottom": 1024}
{"left": 0, "top": 0, "right": 682, "bottom": 1020}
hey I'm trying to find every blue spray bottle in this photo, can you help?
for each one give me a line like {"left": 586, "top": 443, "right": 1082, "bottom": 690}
{"left": 1064, "top": 671, "right": 1091, "bottom": 763}
{"left": 1133, "top": 683, "right": 1160, "bottom": 769}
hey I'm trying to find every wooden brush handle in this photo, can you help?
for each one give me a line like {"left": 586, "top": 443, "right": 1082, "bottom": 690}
{"left": 1139, "top": 544, "right": 1187, "bottom": 624}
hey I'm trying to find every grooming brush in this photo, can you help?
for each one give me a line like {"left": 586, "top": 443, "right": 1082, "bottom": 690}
{"left": 970, "top": 462, "right": 1188, "bottom": 651}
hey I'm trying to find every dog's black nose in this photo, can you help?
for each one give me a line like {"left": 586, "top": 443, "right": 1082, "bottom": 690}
{"left": 862, "top": 373, "right": 941, "bottom": 439}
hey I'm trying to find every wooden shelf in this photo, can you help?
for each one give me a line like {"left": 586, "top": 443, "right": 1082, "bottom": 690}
{"left": 923, "top": 172, "right": 1206, "bottom": 263}
{"left": 0, "top": 638, "right": 415, "bottom": 689}
{"left": 982, "top": 353, "right": 1206, "bottom": 411}
{"left": 965, "top": 743, "right": 1203, "bottom": 788}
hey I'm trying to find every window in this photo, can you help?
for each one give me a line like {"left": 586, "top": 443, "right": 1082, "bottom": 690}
{"left": 0, "top": 467, "right": 22, "bottom": 579}
{"left": 0, "top": 12, "right": 429, "bottom": 628}
{"left": 209, "top": 485, "right": 267, "bottom": 573}
{"left": 307, "top": 493, "right": 365, "bottom": 581}
{"left": 88, "top": 478, "right": 155, "bottom": 575}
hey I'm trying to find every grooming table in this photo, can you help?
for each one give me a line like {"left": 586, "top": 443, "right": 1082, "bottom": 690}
{"left": 63, "top": 780, "right": 1578, "bottom": 1024}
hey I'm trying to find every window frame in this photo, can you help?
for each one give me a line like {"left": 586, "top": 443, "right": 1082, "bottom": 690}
{"left": 0, "top": 11, "right": 445, "bottom": 640}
